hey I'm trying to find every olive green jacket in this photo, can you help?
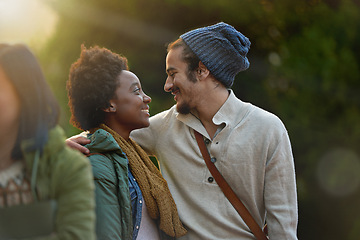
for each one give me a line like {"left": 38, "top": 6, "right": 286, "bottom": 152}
{"left": 22, "top": 126, "right": 96, "bottom": 240}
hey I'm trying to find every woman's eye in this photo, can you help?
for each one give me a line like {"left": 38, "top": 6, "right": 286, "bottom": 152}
{"left": 133, "top": 88, "right": 140, "bottom": 93}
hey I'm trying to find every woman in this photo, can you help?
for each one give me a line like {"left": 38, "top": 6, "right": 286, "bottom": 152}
{"left": 66, "top": 45, "right": 186, "bottom": 240}
{"left": 0, "top": 44, "right": 95, "bottom": 239}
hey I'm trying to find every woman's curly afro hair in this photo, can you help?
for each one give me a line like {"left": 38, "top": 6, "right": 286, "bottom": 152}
{"left": 67, "top": 45, "right": 128, "bottom": 130}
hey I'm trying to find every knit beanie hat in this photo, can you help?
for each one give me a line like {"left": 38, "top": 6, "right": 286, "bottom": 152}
{"left": 180, "top": 22, "right": 251, "bottom": 88}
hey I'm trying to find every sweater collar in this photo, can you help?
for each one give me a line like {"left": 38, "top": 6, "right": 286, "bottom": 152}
{"left": 212, "top": 89, "right": 252, "bottom": 126}
{"left": 176, "top": 90, "right": 252, "bottom": 138}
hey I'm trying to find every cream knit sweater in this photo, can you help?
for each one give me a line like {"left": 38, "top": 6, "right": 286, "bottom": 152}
{"left": 131, "top": 90, "right": 298, "bottom": 240}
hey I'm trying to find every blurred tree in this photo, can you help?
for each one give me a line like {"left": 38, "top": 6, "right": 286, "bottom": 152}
{"left": 38, "top": 0, "right": 360, "bottom": 239}
{"left": 256, "top": 1, "right": 360, "bottom": 239}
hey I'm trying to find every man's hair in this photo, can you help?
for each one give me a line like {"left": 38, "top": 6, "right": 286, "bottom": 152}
{"left": 167, "top": 38, "right": 199, "bottom": 83}
{"left": 67, "top": 45, "right": 128, "bottom": 130}
{"left": 0, "top": 44, "right": 60, "bottom": 159}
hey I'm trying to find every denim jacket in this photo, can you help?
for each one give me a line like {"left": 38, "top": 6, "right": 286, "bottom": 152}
{"left": 128, "top": 169, "right": 143, "bottom": 239}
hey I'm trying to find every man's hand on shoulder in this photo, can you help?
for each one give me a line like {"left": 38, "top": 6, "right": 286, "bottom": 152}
{"left": 66, "top": 135, "right": 91, "bottom": 155}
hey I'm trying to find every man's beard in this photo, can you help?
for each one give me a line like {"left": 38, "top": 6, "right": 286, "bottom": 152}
{"left": 176, "top": 101, "right": 191, "bottom": 115}
{"left": 175, "top": 71, "right": 197, "bottom": 115}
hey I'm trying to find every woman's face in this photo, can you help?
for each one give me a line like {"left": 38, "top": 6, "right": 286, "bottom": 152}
{"left": 109, "top": 70, "right": 151, "bottom": 133}
{"left": 0, "top": 67, "right": 21, "bottom": 135}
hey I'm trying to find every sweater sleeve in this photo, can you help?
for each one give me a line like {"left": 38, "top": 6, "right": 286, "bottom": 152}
{"left": 130, "top": 110, "right": 167, "bottom": 156}
{"left": 264, "top": 130, "right": 298, "bottom": 239}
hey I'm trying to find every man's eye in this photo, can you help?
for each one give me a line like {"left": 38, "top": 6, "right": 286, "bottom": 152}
{"left": 133, "top": 88, "right": 140, "bottom": 93}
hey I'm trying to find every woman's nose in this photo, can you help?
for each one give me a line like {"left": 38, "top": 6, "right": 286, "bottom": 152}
{"left": 143, "top": 93, "right": 151, "bottom": 103}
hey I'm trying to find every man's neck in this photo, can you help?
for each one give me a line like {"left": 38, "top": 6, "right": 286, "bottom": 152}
{"left": 196, "top": 86, "right": 229, "bottom": 139}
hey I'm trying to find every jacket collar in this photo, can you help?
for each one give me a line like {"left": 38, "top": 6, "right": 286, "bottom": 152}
{"left": 85, "top": 129, "right": 125, "bottom": 156}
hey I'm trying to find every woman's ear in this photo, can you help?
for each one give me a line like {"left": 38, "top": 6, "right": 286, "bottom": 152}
{"left": 103, "top": 102, "right": 116, "bottom": 113}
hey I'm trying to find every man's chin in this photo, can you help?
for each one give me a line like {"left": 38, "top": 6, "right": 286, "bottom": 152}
{"left": 176, "top": 103, "right": 191, "bottom": 115}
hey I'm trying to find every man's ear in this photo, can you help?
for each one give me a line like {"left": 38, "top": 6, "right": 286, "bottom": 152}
{"left": 103, "top": 102, "right": 116, "bottom": 113}
{"left": 197, "top": 61, "right": 210, "bottom": 80}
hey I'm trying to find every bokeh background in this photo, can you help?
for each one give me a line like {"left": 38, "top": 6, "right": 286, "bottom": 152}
{"left": 1, "top": 0, "right": 360, "bottom": 239}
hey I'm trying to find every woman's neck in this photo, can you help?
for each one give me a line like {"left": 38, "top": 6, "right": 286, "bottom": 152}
{"left": 0, "top": 131, "right": 18, "bottom": 171}
{"left": 101, "top": 121, "right": 130, "bottom": 140}
{"left": 0, "top": 156, "right": 16, "bottom": 171}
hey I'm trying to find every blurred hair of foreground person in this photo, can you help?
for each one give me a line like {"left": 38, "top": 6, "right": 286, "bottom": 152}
{"left": 0, "top": 43, "right": 96, "bottom": 239}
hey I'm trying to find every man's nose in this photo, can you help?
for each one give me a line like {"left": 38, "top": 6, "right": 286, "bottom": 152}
{"left": 164, "top": 76, "right": 173, "bottom": 92}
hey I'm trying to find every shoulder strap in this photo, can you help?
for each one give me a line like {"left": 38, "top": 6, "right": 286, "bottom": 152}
{"left": 194, "top": 130, "right": 268, "bottom": 240}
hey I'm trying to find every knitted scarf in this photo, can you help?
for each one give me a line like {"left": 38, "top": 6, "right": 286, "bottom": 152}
{"left": 97, "top": 124, "right": 187, "bottom": 237}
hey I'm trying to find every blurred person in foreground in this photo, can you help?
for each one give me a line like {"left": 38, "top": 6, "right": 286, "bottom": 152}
{"left": 0, "top": 43, "right": 95, "bottom": 239}
{"left": 66, "top": 45, "right": 186, "bottom": 240}
{"left": 68, "top": 22, "right": 298, "bottom": 239}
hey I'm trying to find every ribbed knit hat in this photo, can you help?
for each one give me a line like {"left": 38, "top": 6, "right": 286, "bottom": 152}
{"left": 180, "top": 22, "right": 251, "bottom": 88}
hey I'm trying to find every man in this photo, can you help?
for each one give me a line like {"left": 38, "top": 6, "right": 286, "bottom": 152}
{"left": 132, "top": 22, "right": 297, "bottom": 239}
{"left": 69, "top": 22, "right": 298, "bottom": 239}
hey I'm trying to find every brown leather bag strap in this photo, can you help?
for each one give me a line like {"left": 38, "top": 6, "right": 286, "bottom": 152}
{"left": 194, "top": 130, "right": 268, "bottom": 240}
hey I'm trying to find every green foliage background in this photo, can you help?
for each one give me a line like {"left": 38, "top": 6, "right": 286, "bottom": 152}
{"left": 37, "top": 0, "right": 360, "bottom": 239}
